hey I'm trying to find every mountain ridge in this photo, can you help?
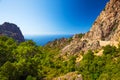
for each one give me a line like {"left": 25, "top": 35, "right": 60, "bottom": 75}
{"left": 61, "top": 0, "right": 120, "bottom": 56}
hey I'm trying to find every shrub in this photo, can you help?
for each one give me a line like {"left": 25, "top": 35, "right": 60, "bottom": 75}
{"left": 103, "top": 45, "right": 116, "bottom": 55}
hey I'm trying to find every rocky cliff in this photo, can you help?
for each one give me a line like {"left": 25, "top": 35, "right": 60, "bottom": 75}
{"left": 83, "top": 0, "right": 120, "bottom": 41}
{"left": 0, "top": 22, "right": 25, "bottom": 42}
{"left": 62, "top": 0, "right": 120, "bottom": 56}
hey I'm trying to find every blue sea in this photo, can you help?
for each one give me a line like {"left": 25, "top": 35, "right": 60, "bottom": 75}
{"left": 24, "top": 35, "right": 73, "bottom": 46}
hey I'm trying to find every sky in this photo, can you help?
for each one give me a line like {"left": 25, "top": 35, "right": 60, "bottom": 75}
{"left": 0, "top": 0, "right": 109, "bottom": 35}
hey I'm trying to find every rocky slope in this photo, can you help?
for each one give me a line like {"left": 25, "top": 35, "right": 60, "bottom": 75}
{"left": 53, "top": 72, "right": 82, "bottom": 80}
{"left": 45, "top": 37, "right": 72, "bottom": 49}
{"left": 0, "top": 22, "right": 25, "bottom": 42}
{"left": 62, "top": 0, "right": 120, "bottom": 56}
{"left": 83, "top": 0, "right": 120, "bottom": 41}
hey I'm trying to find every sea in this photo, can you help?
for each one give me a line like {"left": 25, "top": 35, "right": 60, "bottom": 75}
{"left": 24, "top": 35, "right": 73, "bottom": 46}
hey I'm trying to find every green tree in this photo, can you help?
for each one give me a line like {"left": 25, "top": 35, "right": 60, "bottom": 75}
{"left": 103, "top": 45, "right": 116, "bottom": 55}
{"left": 13, "top": 40, "right": 39, "bottom": 61}
{"left": 0, "top": 36, "right": 17, "bottom": 66}
{"left": 0, "top": 61, "right": 17, "bottom": 80}
{"left": 26, "top": 75, "right": 36, "bottom": 80}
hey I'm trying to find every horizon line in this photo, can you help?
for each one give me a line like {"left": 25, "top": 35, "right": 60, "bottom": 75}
{"left": 23, "top": 33, "right": 85, "bottom": 36}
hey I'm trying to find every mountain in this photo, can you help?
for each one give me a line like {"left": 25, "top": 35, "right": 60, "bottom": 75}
{"left": 83, "top": 0, "right": 120, "bottom": 41}
{"left": 0, "top": 0, "right": 120, "bottom": 79}
{"left": 61, "top": 0, "right": 120, "bottom": 56}
{"left": 0, "top": 22, "right": 25, "bottom": 42}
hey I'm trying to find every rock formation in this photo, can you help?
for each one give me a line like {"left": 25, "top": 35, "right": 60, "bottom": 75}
{"left": 0, "top": 22, "right": 25, "bottom": 42}
{"left": 53, "top": 72, "right": 82, "bottom": 80}
{"left": 83, "top": 0, "right": 120, "bottom": 41}
{"left": 62, "top": 0, "right": 120, "bottom": 55}
{"left": 45, "top": 38, "right": 70, "bottom": 49}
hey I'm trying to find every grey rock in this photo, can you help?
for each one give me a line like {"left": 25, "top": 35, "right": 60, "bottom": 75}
{"left": 0, "top": 22, "right": 25, "bottom": 42}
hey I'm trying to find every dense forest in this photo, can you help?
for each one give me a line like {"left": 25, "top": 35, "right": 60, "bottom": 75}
{"left": 0, "top": 36, "right": 120, "bottom": 80}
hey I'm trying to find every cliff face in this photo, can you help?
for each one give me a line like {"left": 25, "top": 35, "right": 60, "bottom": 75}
{"left": 62, "top": 0, "right": 120, "bottom": 55}
{"left": 83, "top": 0, "right": 120, "bottom": 41}
{"left": 0, "top": 22, "right": 25, "bottom": 42}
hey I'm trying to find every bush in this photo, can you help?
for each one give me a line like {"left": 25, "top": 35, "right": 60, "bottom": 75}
{"left": 26, "top": 75, "right": 36, "bottom": 80}
{"left": 103, "top": 45, "right": 116, "bottom": 55}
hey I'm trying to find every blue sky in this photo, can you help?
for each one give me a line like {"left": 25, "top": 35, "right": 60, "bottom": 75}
{"left": 0, "top": 0, "right": 109, "bottom": 35}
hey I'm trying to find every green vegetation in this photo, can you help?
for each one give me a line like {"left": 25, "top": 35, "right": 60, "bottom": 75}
{"left": 77, "top": 33, "right": 84, "bottom": 38}
{"left": 77, "top": 45, "right": 120, "bottom": 80}
{"left": 0, "top": 36, "right": 120, "bottom": 80}
{"left": 75, "top": 33, "right": 84, "bottom": 39}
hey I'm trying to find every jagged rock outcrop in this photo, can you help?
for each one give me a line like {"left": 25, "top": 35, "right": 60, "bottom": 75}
{"left": 83, "top": 0, "right": 120, "bottom": 41}
{"left": 45, "top": 38, "right": 69, "bottom": 48}
{"left": 44, "top": 37, "right": 74, "bottom": 53}
{"left": 53, "top": 72, "right": 82, "bottom": 80}
{"left": 0, "top": 22, "right": 25, "bottom": 42}
{"left": 62, "top": 0, "right": 120, "bottom": 55}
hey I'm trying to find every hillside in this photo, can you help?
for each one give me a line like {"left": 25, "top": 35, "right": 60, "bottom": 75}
{"left": 62, "top": 0, "right": 120, "bottom": 56}
{"left": 83, "top": 0, "right": 120, "bottom": 41}
{"left": 1, "top": 0, "right": 120, "bottom": 80}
